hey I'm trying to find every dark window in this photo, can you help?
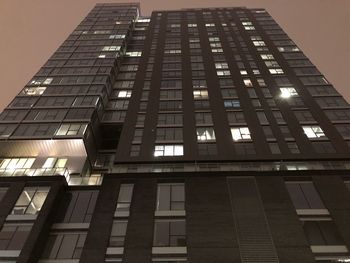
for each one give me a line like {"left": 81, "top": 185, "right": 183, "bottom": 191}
{"left": 116, "top": 184, "right": 134, "bottom": 214}
{"left": 156, "top": 128, "right": 183, "bottom": 142}
{"left": 109, "top": 220, "right": 128, "bottom": 247}
{"left": 198, "top": 143, "right": 217, "bottom": 155}
{"left": 302, "top": 221, "right": 344, "bottom": 246}
{"left": 158, "top": 114, "right": 183, "bottom": 126}
{"left": 41, "top": 232, "right": 86, "bottom": 259}
{"left": 0, "top": 223, "right": 32, "bottom": 250}
{"left": 153, "top": 219, "right": 186, "bottom": 247}
{"left": 156, "top": 183, "right": 185, "bottom": 211}
{"left": 312, "top": 142, "right": 336, "bottom": 154}
{"left": 235, "top": 143, "right": 256, "bottom": 155}
{"left": 285, "top": 181, "right": 325, "bottom": 209}
{"left": 55, "top": 190, "right": 99, "bottom": 223}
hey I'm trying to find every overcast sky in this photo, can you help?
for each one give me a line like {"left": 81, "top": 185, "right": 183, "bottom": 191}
{"left": 0, "top": 0, "right": 349, "bottom": 111}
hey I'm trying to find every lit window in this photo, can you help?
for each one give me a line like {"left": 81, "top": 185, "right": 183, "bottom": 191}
{"left": 196, "top": 127, "right": 216, "bottom": 142}
{"left": 205, "top": 23, "right": 215, "bottom": 27}
{"left": 42, "top": 158, "right": 67, "bottom": 168}
{"left": 215, "top": 63, "right": 228, "bottom": 69}
{"left": 117, "top": 90, "right": 132, "bottom": 98}
{"left": 244, "top": 26, "right": 255, "bottom": 30}
{"left": 11, "top": 187, "right": 50, "bottom": 215}
{"left": 22, "top": 87, "right": 46, "bottom": 96}
{"left": 253, "top": 41, "right": 266, "bottom": 46}
{"left": 216, "top": 70, "right": 231, "bottom": 76}
{"left": 278, "top": 46, "right": 300, "bottom": 52}
{"left": 193, "top": 90, "right": 208, "bottom": 99}
{"left": 30, "top": 78, "right": 53, "bottom": 85}
{"left": 231, "top": 127, "right": 251, "bottom": 141}
{"left": 188, "top": 23, "right": 197, "bottom": 27}
{"left": 55, "top": 123, "right": 87, "bottom": 136}
{"left": 242, "top": 22, "right": 253, "bottom": 26}
{"left": 102, "top": 46, "right": 121, "bottom": 51}
{"left": 154, "top": 145, "right": 184, "bottom": 157}
{"left": 260, "top": 54, "right": 274, "bottom": 60}
{"left": 211, "top": 48, "right": 223, "bottom": 53}
{"left": 93, "top": 30, "right": 110, "bottom": 34}
{"left": 280, "top": 87, "right": 298, "bottom": 98}
{"left": 209, "top": 37, "right": 220, "bottom": 42}
{"left": 164, "top": 50, "right": 181, "bottom": 54}
{"left": 109, "top": 34, "right": 125, "bottom": 39}
{"left": 240, "top": 70, "right": 248, "bottom": 75}
{"left": 210, "top": 43, "right": 221, "bottom": 48}
{"left": 302, "top": 126, "right": 326, "bottom": 139}
{"left": 0, "top": 158, "right": 35, "bottom": 169}
{"left": 250, "top": 36, "right": 262, "bottom": 41}
{"left": 126, "top": 51, "right": 142, "bottom": 57}
{"left": 137, "top": 18, "right": 150, "bottom": 22}
{"left": 98, "top": 54, "right": 106, "bottom": 58}
{"left": 269, "top": 68, "right": 284, "bottom": 74}
{"left": 243, "top": 79, "right": 253, "bottom": 87}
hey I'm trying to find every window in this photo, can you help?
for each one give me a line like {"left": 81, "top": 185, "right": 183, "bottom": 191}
{"left": 227, "top": 112, "right": 246, "bottom": 124}
{"left": 269, "top": 68, "right": 284, "bottom": 74}
{"left": 302, "top": 221, "right": 344, "bottom": 246}
{"left": 215, "top": 62, "right": 228, "bottom": 69}
{"left": 153, "top": 219, "right": 186, "bottom": 247}
{"left": 0, "top": 158, "right": 35, "bottom": 169}
{"left": 116, "top": 90, "right": 132, "bottom": 98}
{"left": 312, "top": 142, "right": 336, "bottom": 154}
{"left": 12, "top": 187, "right": 50, "bottom": 215}
{"left": 156, "top": 128, "right": 183, "bottom": 142}
{"left": 231, "top": 127, "right": 251, "bottom": 141}
{"left": 193, "top": 90, "right": 208, "bottom": 99}
{"left": 160, "top": 90, "right": 182, "bottom": 100}
{"left": 196, "top": 127, "right": 216, "bottom": 142}
{"left": 285, "top": 182, "right": 325, "bottom": 209}
{"left": 42, "top": 158, "right": 67, "bottom": 168}
{"left": 116, "top": 184, "right": 134, "bottom": 216}
{"left": 216, "top": 70, "right": 231, "bottom": 76}
{"left": 287, "top": 142, "right": 300, "bottom": 154}
{"left": 22, "top": 87, "right": 46, "bottom": 96}
{"left": 224, "top": 100, "right": 240, "bottom": 108}
{"left": 280, "top": 87, "right": 298, "bottom": 98}
{"left": 55, "top": 190, "right": 98, "bottom": 223}
{"left": 126, "top": 51, "right": 142, "bottom": 57}
{"left": 195, "top": 112, "right": 213, "bottom": 125}
{"left": 154, "top": 145, "right": 184, "bottom": 157}
{"left": 235, "top": 143, "right": 256, "bottom": 155}
{"left": 294, "top": 111, "right": 315, "bottom": 122}
{"left": 41, "top": 232, "right": 86, "bottom": 259}
{"left": 243, "top": 79, "right": 253, "bottom": 87}
{"left": 158, "top": 114, "right": 183, "bottom": 126}
{"left": 260, "top": 54, "right": 274, "bottom": 60}
{"left": 55, "top": 123, "right": 87, "bottom": 136}
{"left": 325, "top": 110, "right": 350, "bottom": 121}
{"left": 102, "top": 46, "right": 121, "bottom": 51}
{"left": 0, "top": 223, "right": 32, "bottom": 250}
{"left": 109, "top": 220, "right": 128, "bottom": 247}
{"left": 315, "top": 97, "right": 348, "bottom": 108}
{"left": 302, "top": 126, "right": 326, "bottom": 139}
{"left": 156, "top": 183, "right": 185, "bottom": 211}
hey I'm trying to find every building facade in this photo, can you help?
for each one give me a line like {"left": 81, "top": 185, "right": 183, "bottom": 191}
{"left": 0, "top": 3, "right": 350, "bottom": 263}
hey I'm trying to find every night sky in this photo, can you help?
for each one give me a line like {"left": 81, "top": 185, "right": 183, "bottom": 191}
{"left": 0, "top": 0, "right": 349, "bottom": 111}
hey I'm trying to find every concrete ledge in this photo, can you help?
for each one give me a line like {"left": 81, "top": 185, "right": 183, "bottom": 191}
{"left": 311, "top": 245, "right": 348, "bottom": 253}
{"left": 152, "top": 247, "right": 187, "bottom": 254}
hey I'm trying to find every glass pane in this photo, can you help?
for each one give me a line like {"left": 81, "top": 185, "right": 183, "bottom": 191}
{"left": 157, "top": 185, "right": 170, "bottom": 211}
{"left": 154, "top": 221, "right": 169, "bottom": 246}
{"left": 118, "top": 184, "right": 134, "bottom": 203}
{"left": 171, "top": 185, "right": 184, "bottom": 202}
{"left": 301, "top": 183, "right": 325, "bottom": 209}
{"left": 286, "top": 183, "right": 309, "bottom": 209}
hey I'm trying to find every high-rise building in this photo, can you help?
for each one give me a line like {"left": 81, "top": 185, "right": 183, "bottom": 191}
{"left": 0, "top": 3, "right": 350, "bottom": 263}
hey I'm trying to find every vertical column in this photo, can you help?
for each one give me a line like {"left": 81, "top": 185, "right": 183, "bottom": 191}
{"left": 123, "top": 178, "right": 157, "bottom": 263}
{"left": 79, "top": 177, "right": 121, "bottom": 262}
